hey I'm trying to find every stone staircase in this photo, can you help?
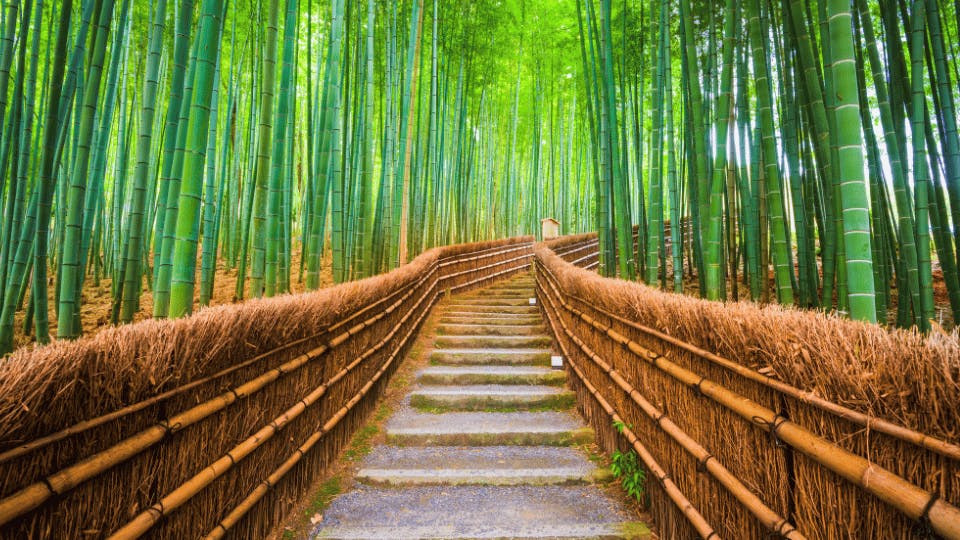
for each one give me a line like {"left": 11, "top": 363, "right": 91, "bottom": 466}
{"left": 311, "top": 274, "right": 650, "bottom": 539}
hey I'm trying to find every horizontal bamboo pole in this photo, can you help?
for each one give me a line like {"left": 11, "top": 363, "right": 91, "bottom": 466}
{"left": 439, "top": 253, "right": 533, "bottom": 283}
{"left": 437, "top": 237, "right": 534, "bottom": 263}
{"left": 537, "top": 265, "right": 804, "bottom": 539}
{"left": 570, "top": 251, "right": 600, "bottom": 267}
{"left": 535, "top": 256, "right": 960, "bottom": 540}
{"left": 109, "top": 273, "right": 440, "bottom": 539}
{"left": 537, "top": 276, "right": 719, "bottom": 540}
{"left": 555, "top": 240, "right": 599, "bottom": 258}
{"left": 448, "top": 262, "right": 533, "bottom": 293}
{"left": 438, "top": 242, "right": 533, "bottom": 266}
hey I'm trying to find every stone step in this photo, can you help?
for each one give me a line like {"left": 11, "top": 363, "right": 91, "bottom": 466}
{"left": 438, "top": 315, "right": 543, "bottom": 326}
{"left": 444, "top": 304, "right": 540, "bottom": 315}
{"left": 417, "top": 365, "right": 566, "bottom": 386}
{"left": 434, "top": 335, "right": 552, "bottom": 349}
{"left": 436, "top": 323, "right": 545, "bottom": 336}
{"left": 441, "top": 310, "right": 542, "bottom": 320}
{"left": 409, "top": 384, "right": 575, "bottom": 411}
{"left": 463, "top": 287, "right": 534, "bottom": 295}
{"left": 385, "top": 410, "right": 594, "bottom": 446}
{"left": 311, "top": 486, "right": 648, "bottom": 539}
{"left": 461, "top": 290, "right": 533, "bottom": 297}
{"left": 355, "top": 446, "right": 608, "bottom": 487}
{"left": 430, "top": 348, "right": 551, "bottom": 366}
{"left": 501, "top": 278, "right": 535, "bottom": 284}
{"left": 454, "top": 297, "right": 535, "bottom": 306}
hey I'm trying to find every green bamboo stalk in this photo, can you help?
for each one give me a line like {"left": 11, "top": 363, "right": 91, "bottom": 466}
{"left": 0, "top": 0, "right": 72, "bottom": 355}
{"left": 909, "top": 0, "right": 934, "bottom": 330}
{"left": 825, "top": 0, "right": 876, "bottom": 322}
{"left": 167, "top": 0, "right": 227, "bottom": 318}
{"left": 58, "top": 0, "right": 117, "bottom": 339}
{"left": 265, "top": 0, "right": 298, "bottom": 295}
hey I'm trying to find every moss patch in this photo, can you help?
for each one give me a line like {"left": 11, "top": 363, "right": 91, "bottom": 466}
{"left": 618, "top": 521, "right": 653, "bottom": 539}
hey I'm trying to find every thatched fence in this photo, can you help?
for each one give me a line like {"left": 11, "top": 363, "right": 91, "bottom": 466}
{"left": 536, "top": 234, "right": 960, "bottom": 539}
{"left": 0, "top": 236, "right": 533, "bottom": 539}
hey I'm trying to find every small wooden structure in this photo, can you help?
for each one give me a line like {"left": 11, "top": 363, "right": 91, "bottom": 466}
{"left": 541, "top": 217, "right": 560, "bottom": 240}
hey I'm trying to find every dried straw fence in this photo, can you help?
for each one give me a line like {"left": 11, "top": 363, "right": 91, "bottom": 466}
{"left": 537, "top": 234, "right": 960, "bottom": 539}
{"left": 0, "top": 236, "right": 533, "bottom": 539}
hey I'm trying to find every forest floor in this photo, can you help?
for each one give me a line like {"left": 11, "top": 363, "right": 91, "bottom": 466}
{"left": 664, "top": 258, "right": 955, "bottom": 330}
{"left": 10, "top": 245, "right": 955, "bottom": 354}
{"left": 10, "top": 245, "right": 334, "bottom": 352}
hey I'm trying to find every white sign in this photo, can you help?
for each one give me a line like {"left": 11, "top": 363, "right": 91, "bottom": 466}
{"left": 551, "top": 355, "right": 564, "bottom": 369}
{"left": 528, "top": 297, "right": 537, "bottom": 305}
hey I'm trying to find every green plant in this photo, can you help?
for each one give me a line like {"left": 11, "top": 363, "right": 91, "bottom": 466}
{"left": 610, "top": 449, "right": 646, "bottom": 503}
{"left": 610, "top": 421, "right": 646, "bottom": 504}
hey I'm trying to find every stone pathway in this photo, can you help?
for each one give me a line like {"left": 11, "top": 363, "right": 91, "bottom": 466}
{"left": 311, "top": 274, "right": 650, "bottom": 539}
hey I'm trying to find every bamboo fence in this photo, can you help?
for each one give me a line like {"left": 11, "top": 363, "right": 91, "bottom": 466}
{"left": 536, "top": 237, "right": 960, "bottom": 539}
{"left": 0, "top": 236, "right": 533, "bottom": 539}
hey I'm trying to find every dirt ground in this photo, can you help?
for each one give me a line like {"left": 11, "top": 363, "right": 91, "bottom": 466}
{"left": 11, "top": 244, "right": 334, "bottom": 352}
{"left": 658, "top": 257, "right": 956, "bottom": 330}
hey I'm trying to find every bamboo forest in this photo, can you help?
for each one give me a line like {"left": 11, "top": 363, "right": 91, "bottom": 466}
{"left": 0, "top": 0, "right": 959, "bottom": 356}
{"left": 3, "top": 0, "right": 960, "bottom": 538}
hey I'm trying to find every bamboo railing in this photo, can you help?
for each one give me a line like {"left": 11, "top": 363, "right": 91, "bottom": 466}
{"left": 535, "top": 236, "right": 960, "bottom": 539}
{"left": 0, "top": 236, "right": 534, "bottom": 539}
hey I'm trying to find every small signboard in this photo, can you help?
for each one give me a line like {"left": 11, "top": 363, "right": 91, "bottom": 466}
{"left": 551, "top": 355, "right": 564, "bottom": 369}
{"left": 528, "top": 297, "right": 537, "bottom": 305}
{"left": 541, "top": 218, "right": 560, "bottom": 240}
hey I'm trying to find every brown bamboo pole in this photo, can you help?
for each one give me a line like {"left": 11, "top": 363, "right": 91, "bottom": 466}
{"left": 438, "top": 242, "right": 534, "bottom": 267}
{"left": 0, "top": 346, "right": 325, "bottom": 527}
{"left": 537, "top": 261, "right": 805, "bottom": 538}
{"left": 437, "top": 238, "right": 534, "bottom": 264}
{"left": 440, "top": 253, "right": 534, "bottom": 284}
{"left": 534, "top": 252, "right": 960, "bottom": 539}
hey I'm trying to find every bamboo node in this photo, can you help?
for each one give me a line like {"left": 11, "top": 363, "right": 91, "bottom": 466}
{"left": 691, "top": 376, "right": 708, "bottom": 398}
{"left": 41, "top": 476, "right": 58, "bottom": 496}
{"left": 696, "top": 454, "right": 714, "bottom": 474}
{"left": 752, "top": 414, "right": 788, "bottom": 448}
{"left": 147, "top": 501, "right": 165, "bottom": 519}
{"left": 770, "top": 518, "right": 797, "bottom": 538}
{"left": 656, "top": 473, "right": 672, "bottom": 487}
{"left": 912, "top": 492, "right": 939, "bottom": 538}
